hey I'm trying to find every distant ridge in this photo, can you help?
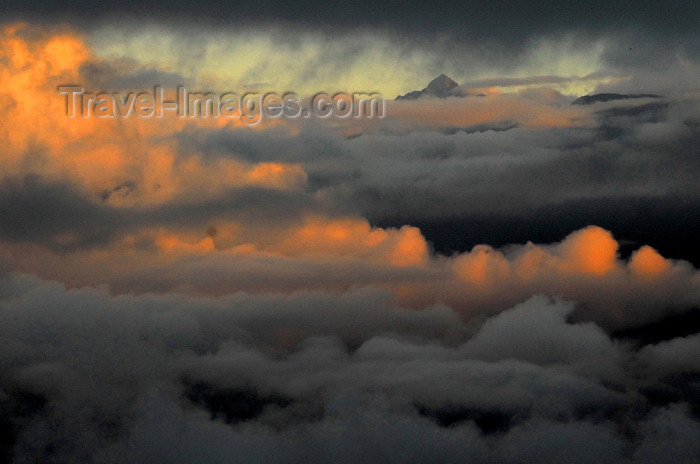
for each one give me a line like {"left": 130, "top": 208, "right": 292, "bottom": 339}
{"left": 571, "top": 93, "right": 661, "bottom": 105}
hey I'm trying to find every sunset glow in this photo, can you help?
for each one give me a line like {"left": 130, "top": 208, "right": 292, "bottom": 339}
{"left": 1, "top": 4, "right": 699, "bottom": 463}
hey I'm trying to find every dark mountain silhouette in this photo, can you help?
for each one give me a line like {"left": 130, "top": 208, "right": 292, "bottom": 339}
{"left": 396, "top": 74, "right": 465, "bottom": 100}
{"left": 424, "top": 74, "right": 459, "bottom": 95}
{"left": 571, "top": 93, "right": 660, "bottom": 105}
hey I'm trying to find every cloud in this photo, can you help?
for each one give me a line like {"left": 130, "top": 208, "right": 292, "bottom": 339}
{"left": 0, "top": 21, "right": 699, "bottom": 463}
{"left": 460, "top": 296, "right": 624, "bottom": 380}
{"left": 2, "top": 219, "right": 699, "bottom": 333}
{"left": 0, "top": 24, "right": 307, "bottom": 209}
{"left": 4, "top": 1, "right": 700, "bottom": 46}
{"left": 1, "top": 272, "right": 699, "bottom": 462}
{"left": 0, "top": 26, "right": 698, "bottom": 330}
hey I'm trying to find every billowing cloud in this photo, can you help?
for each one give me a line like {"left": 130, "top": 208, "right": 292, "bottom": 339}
{"left": 0, "top": 15, "right": 699, "bottom": 464}
{"left": 1, "top": 273, "right": 699, "bottom": 463}
{"left": 0, "top": 24, "right": 306, "bottom": 208}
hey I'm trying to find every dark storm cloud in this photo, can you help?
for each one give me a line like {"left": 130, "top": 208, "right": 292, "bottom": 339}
{"left": 3, "top": 1, "right": 699, "bottom": 42}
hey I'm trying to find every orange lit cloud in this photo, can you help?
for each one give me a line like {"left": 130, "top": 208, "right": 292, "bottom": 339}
{"left": 2, "top": 221, "right": 698, "bottom": 330}
{"left": 0, "top": 24, "right": 305, "bottom": 207}
{"left": 557, "top": 226, "right": 618, "bottom": 276}
{"left": 273, "top": 217, "right": 428, "bottom": 267}
{"left": 629, "top": 245, "right": 671, "bottom": 278}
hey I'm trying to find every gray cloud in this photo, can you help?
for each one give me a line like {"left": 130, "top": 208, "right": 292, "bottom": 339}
{"left": 2, "top": 272, "right": 700, "bottom": 462}
{"left": 3, "top": 1, "right": 700, "bottom": 45}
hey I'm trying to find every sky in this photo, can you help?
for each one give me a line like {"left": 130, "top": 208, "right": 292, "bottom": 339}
{"left": 1, "top": 2, "right": 700, "bottom": 463}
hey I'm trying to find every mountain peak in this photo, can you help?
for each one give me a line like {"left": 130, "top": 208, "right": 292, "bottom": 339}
{"left": 425, "top": 74, "right": 459, "bottom": 94}
{"left": 395, "top": 74, "right": 461, "bottom": 100}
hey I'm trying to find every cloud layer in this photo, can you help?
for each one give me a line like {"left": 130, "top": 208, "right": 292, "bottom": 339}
{"left": 0, "top": 21, "right": 699, "bottom": 463}
{"left": 2, "top": 273, "right": 700, "bottom": 463}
